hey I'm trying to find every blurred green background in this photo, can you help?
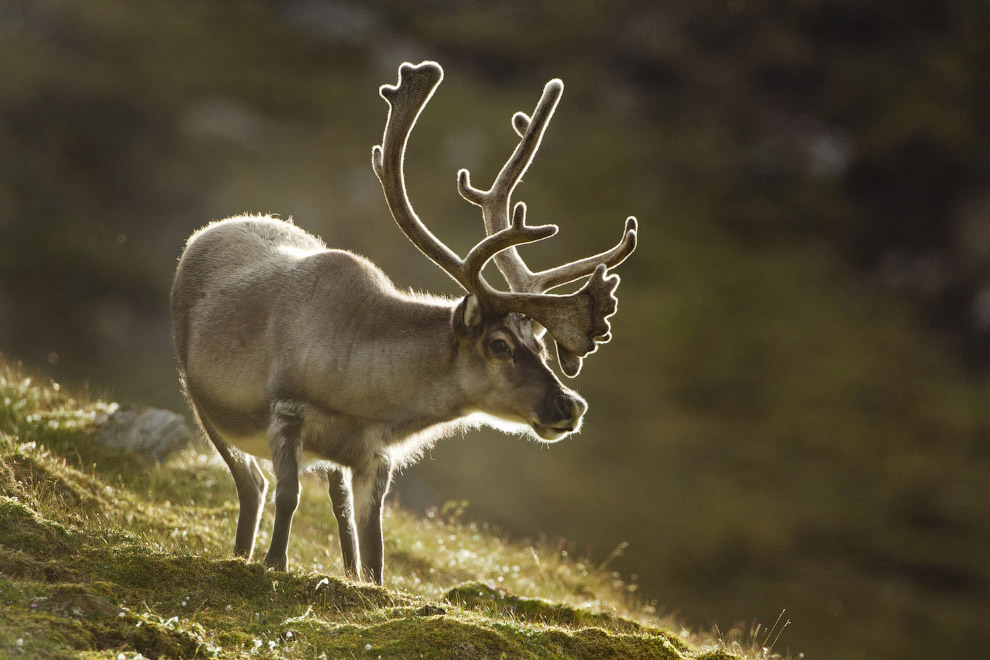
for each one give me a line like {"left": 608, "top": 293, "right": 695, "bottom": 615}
{"left": 1, "top": 1, "right": 988, "bottom": 658}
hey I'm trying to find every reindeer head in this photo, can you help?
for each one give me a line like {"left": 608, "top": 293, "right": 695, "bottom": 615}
{"left": 372, "top": 62, "right": 637, "bottom": 440}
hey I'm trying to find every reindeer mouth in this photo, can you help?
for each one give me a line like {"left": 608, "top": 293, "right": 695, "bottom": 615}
{"left": 529, "top": 391, "right": 586, "bottom": 442}
{"left": 530, "top": 421, "right": 576, "bottom": 442}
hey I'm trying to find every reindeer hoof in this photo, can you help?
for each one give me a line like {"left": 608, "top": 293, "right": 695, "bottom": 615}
{"left": 263, "top": 553, "right": 287, "bottom": 572}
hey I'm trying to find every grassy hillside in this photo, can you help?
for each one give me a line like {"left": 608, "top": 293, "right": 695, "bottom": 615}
{"left": 3, "top": 2, "right": 988, "bottom": 658}
{"left": 0, "top": 361, "right": 767, "bottom": 660}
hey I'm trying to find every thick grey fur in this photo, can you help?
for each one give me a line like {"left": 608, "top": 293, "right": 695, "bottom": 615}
{"left": 170, "top": 215, "right": 587, "bottom": 584}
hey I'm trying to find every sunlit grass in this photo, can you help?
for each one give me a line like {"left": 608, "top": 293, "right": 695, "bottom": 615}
{"left": 0, "top": 360, "right": 768, "bottom": 659}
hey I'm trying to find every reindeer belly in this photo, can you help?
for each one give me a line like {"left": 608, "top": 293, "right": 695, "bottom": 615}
{"left": 185, "top": 359, "right": 272, "bottom": 458}
{"left": 221, "top": 429, "right": 272, "bottom": 459}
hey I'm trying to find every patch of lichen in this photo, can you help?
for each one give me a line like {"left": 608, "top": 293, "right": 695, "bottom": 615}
{"left": 0, "top": 362, "right": 746, "bottom": 659}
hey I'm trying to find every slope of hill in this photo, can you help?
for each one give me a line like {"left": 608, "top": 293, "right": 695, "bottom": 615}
{"left": 0, "top": 361, "right": 766, "bottom": 659}
{"left": 2, "top": 3, "right": 988, "bottom": 658}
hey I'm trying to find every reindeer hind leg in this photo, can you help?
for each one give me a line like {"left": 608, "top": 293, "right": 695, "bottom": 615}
{"left": 196, "top": 411, "right": 268, "bottom": 560}
{"left": 263, "top": 401, "right": 304, "bottom": 571}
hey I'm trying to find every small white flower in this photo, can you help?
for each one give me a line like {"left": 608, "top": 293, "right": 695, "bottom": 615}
{"left": 118, "top": 611, "right": 126, "bottom": 618}
{"left": 225, "top": 604, "right": 232, "bottom": 611}
{"left": 365, "top": 643, "right": 372, "bottom": 651}
{"left": 15, "top": 639, "right": 23, "bottom": 647}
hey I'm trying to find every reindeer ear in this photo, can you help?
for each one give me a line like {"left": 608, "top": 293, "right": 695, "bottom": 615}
{"left": 452, "top": 294, "right": 483, "bottom": 336}
{"left": 529, "top": 318, "right": 547, "bottom": 339}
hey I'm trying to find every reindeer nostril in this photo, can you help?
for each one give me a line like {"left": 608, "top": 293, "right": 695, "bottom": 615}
{"left": 554, "top": 394, "right": 585, "bottom": 420}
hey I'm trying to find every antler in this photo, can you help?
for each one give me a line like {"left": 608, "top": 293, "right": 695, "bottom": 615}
{"left": 456, "top": 82, "right": 638, "bottom": 294}
{"left": 456, "top": 69, "right": 638, "bottom": 375}
{"left": 371, "top": 63, "right": 557, "bottom": 293}
{"left": 372, "top": 61, "right": 637, "bottom": 377}
{"left": 371, "top": 63, "right": 469, "bottom": 290}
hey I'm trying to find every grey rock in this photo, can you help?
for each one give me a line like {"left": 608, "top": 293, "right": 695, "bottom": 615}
{"left": 95, "top": 407, "right": 195, "bottom": 463}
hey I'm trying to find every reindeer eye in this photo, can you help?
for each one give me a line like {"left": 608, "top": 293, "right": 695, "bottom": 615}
{"left": 489, "top": 339, "right": 511, "bottom": 359}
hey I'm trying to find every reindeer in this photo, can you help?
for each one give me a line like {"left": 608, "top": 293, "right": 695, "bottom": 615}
{"left": 170, "top": 62, "right": 637, "bottom": 584}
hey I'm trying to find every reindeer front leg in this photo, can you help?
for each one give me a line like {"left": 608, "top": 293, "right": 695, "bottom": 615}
{"left": 327, "top": 468, "right": 358, "bottom": 578}
{"left": 263, "top": 402, "right": 304, "bottom": 571}
{"left": 350, "top": 457, "right": 393, "bottom": 584}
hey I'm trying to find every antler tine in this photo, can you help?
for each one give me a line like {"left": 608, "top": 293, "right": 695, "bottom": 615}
{"left": 373, "top": 62, "right": 560, "bottom": 299}
{"left": 374, "top": 63, "right": 636, "bottom": 378}
{"left": 463, "top": 202, "right": 557, "bottom": 305}
{"left": 457, "top": 78, "right": 564, "bottom": 292}
{"left": 529, "top": 216, "right": 638, "bottom": 291}
{"left": 483, "top": 263, "right": 623, "bottom": 377}
{"left": 372, "top": 61, "right": 474, "bottom": 291}
{"left": 458, "top": 80, "right": 638, "bottom": 295}
{"left": 452, "top": 74, "right": 639, "bottom": 377}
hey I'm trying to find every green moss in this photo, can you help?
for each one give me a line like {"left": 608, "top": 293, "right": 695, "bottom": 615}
{"left": 0, "top": 361, "right": 743, "bottom": 659}
{"left": 0, "top": 605, "right": 205, "bottom": 659}
{"left": 0, "top": 496, "right": 73, "bottom": 557}
{"left": 7, "top": 452, "right": 109, "bottom": 517}
{"left": 0, "top": 454, "right": 20, "bottom": 496}
{"left": 545, "top": 626, "right": 686, "bottom": 660}
{"left": 93, "top": 551, "right": 397, "bottom": 618}
{"left": 307, "top": 617, "right": 517, "bottom": 659}
{"left": 302, "top": 616, "right": 687, "bottom": 660}
{"left": 0, "top": 546, "right": 74, "bottom": 582}
{"left": 445, "top": 581, "right": 649, "bottom": 635}
{"left": 0, "top": 612, "right": 99, "bottom": 659}
{"left": 91, "top": 616, "right": 204, "bottom": 659}
{"left": 0, "top": 575, "right": 35, "bottom": 607}
{"left": 695, "top": 651, "right": 739, "bottom": 660}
